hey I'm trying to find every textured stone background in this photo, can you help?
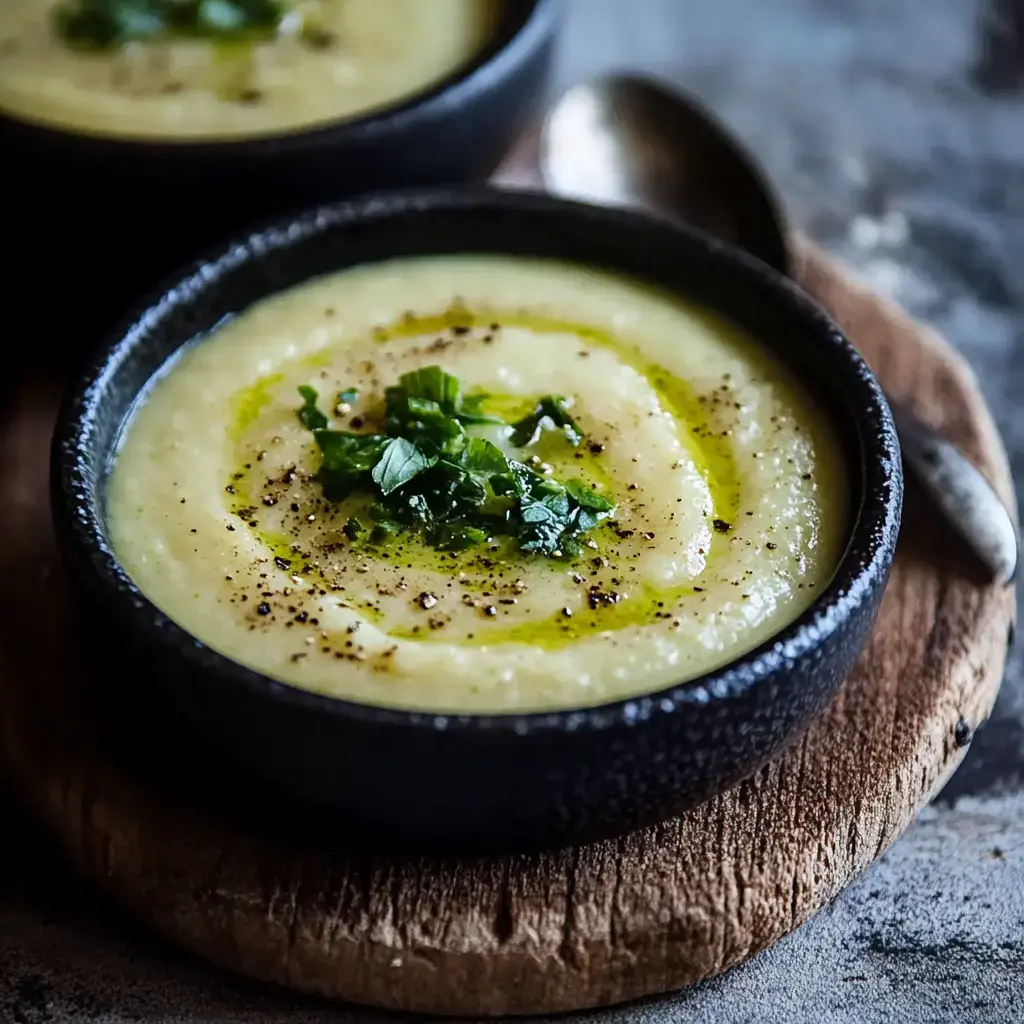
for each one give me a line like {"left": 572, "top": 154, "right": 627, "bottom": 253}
{"left": 3, "top": 0, "right": 1023, "bottom": 1020}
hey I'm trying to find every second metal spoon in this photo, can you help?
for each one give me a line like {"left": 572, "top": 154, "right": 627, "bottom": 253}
{"left": 540, "top": 73, "right": 1017, "bottom": 585}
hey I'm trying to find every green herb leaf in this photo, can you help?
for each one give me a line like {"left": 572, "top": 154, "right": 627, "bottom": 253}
{"left": 435, "top": 523, "right": 491, "bottom": 551}
{"left": 385, "top": 371, "right": 467, "bottom": 457}
{"left": 315, "top": 432, "right": 390, "bottom": 473}
{"left": 338, "top": 387, "right": 360, "bottom": 405}
{"left": 196, "top": 0, "right": 252, "bottom": 33}
{"left": 400, "top": 493, "right": 435, "bottom": 527}
{"left": 385, "top": 367, "right": 504, "bottom": 444}
{"left": 513, "top": 477, "right": 616, "bottom": 557}
{"left": 565, "top": 480, "right": 616, "bottom": 512}
{"left": 314, "top": 431, "right": 390, "bottom": 502}
{"left": 371, "top": 437, "right": 436, "bottom": 495}
{"left": 343, "top": 517, "right": 364, "bottom": 542}
{"left": 519, "top": 492, "right": 572, "bottom": 556}
{"left": 510, "top": 395, "right": 582, "bottom": 448}
{"left": 370, "top": 518, "right": 402, "bottom": 544}
{"left": 55, "top": 1, "right": 163, "bottom": 48}
{"left": 397, "top": 365, "right": 462, "bottom": 413}
{"left": 507, "top": 461, "right": 563, "bottom": 501}
{"left": 54, "top": 0, "right": 285, "bottom": 50}
{"left": 457, "top": 437, "right": 510, "bottom": 476}
{"left": 297, "top": 385, "right": 329, "bottom": 432}
{"left": 457, "top": 393, "right": 506, "bottom": 426}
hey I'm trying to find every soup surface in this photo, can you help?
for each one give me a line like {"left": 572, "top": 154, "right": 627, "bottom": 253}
{"left": 0, "top": 1, "right": 495, "bottom": 139}
{"left": 107, "top": 255, "right": 848, "bottom": 713}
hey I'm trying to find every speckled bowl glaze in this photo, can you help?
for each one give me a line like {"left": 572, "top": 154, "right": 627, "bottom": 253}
{"left": 4, "top": 0, "right": 561, "bottom": 348}
{"left": 51, "top": 189, "right": 903, "bottom": 853}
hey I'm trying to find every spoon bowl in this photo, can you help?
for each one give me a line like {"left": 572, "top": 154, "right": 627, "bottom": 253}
{"left": 540, "top": 73, "right": 790, "bottom": 275}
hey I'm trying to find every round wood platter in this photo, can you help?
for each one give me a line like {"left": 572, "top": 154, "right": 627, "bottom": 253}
{"left": 0, "top": 175, "right": 1016, "bottom": 1013}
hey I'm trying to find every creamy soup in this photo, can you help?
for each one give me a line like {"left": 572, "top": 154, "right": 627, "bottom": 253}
{"left": 107, "top": 255, "right": 848, "bottom": 713}
{"left": 0, "top": 1, "right": 495, "bottom": 139}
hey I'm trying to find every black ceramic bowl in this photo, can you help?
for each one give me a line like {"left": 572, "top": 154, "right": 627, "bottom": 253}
{"left": 4, "top": 0, "right": 561, "bottom": 345}
{"left": 51, "top": 189, "right": 902, "bottom": 853}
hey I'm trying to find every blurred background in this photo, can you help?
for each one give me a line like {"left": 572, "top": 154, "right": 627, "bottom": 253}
{"left": 2, "top": 1, "right": 1023, "bottom": 1021}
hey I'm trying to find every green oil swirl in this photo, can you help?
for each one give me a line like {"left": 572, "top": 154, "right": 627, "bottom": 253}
{"left": 225, "top": 304, "right": 745, "bottom": 649}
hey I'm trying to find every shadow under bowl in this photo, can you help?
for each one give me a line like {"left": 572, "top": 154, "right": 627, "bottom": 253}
{"left": 51, "top": 188, "right": 903, "bottom": 853}
{"left": 4, "top": 0, "right": 561, "bottom": 346}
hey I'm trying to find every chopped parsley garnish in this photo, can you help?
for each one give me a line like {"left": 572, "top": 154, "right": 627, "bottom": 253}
{"left": 296, "top": 367, "right": 615, "bottom": 559}
{"left": 53, "top": 0, "right": 287, "bottom": 50}
{"left": 313, "top": 431, "right": 390, "bottom": 503}
{"left": 297, "top": 384, "right": 328, "bottom": 432}
{"left": 457, "top": 393, "right": 506, "bottom": 426}
{"left": 509, "top": 395, "right": 582, "bottom": 448}
{"left": 371, "top": 437, "right": 436, "bottom": 496}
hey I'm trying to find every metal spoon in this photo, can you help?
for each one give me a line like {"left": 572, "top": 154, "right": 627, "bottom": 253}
{"left": 540, "top": 72, "right": 1018, "bottom": 585}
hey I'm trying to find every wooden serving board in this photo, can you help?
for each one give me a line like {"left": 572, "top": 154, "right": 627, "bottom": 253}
{"left": 0, "top": 154, "right": 1016, "bottom": 1014}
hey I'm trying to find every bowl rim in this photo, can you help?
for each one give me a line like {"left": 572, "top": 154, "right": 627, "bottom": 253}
{"left": 0, "top": 0, "right": 561, "bottom": 152}
{"left": 52, "top": 187, "right": 903, "bottom": 736}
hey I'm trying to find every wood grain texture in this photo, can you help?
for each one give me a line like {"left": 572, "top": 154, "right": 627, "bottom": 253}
{"left": 0, "top": 176, "right": 1015, "bottom": 1014}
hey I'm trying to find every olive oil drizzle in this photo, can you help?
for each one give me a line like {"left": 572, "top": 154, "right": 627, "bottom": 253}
{"left": 368, "top": 306, "right": 741, "bottom": 526}
{"left": 225, "top": 307, "right": 746, "bottom": 650}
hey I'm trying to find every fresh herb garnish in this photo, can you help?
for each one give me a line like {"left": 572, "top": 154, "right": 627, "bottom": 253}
{"left": 342, "top": 517, "right": 364, "bottom": 542}
{"left": 453, "top": 393, "right": 505, "bottom": 426}
{"left": 509, "top": 395, "right": 583, "bottom": 448}
{"left": 313, "top": 431, "right": 391, "bottom": 502}
{"left": 297, "top": 384, "right": 328, "bottom": 432}
{"left": 371, "top": 437, "right": 436, "bottom": 496}
{"left": 296, "top": 369, "right": 615, "bottom": 559}
{"left": 389, "top": 365, "right": 461, "bottom": 417}
{"left": 54, "top": 0, "right": 287, "bottom": 51}
{"left": 383, "top": 366, "right": 510, "bottom": 456}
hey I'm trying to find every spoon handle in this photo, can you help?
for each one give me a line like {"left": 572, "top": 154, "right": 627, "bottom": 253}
{"left": 890, "top": 403, "right": 1018, "bottom": 584}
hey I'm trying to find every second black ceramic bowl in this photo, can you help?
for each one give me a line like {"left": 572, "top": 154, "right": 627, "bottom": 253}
{"left": 4, "top": 0, "right": 561, "bottom": 345}
{"left": 51, "top": 189, "right": 902, "bottom": 853}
